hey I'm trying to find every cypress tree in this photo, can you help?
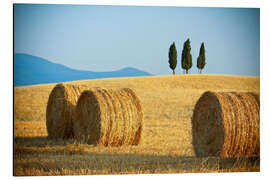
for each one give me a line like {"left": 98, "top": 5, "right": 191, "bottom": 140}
{"left": 181, "top": 38, "right": 192, "bottom": 74}
{"left": 197, "top": 42, "right": 206, "bottom": 74}
{"left": 168, "top": 42, "right": 177, "bottom": 75}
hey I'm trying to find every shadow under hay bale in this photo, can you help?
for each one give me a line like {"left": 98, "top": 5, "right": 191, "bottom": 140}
{"left": 192, "top": 91, "right": 260, "bottom": 157}
{"left": 46, "top": 83, "right": 88, "bottom": 139}
{"left": 74, "top": 88, "right": 143, "bottom": 146}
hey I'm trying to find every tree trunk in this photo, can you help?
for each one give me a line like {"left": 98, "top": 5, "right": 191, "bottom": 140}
{"left": 186, "top": 69, "right": 188, "bottom": 74}
{"left": 200, "top": 69, "right": 202, "bottom": 74}
{"left": 173, "top": 69, "right": 175, "bottom": 75}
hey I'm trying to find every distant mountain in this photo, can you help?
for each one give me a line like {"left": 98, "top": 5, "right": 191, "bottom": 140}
{"left": 14, "top": 53, "right": 151, "bottom": 86}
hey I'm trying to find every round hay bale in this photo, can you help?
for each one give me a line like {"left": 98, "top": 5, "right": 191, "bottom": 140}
{"left": 192, "top": 91, "right": 260, "bottom": 157}
{"left": 74, "top": 88, "right": 143, "bottom": 146}
{"left": 46, "top": 83, "right": 87, "bottom": 139}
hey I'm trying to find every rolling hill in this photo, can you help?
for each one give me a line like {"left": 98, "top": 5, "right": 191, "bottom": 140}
{"left": 14, "top": 53, "right": 151, "bottom": 86}
{"left": 14, "top": 74, "right": 260, "bottom": 174}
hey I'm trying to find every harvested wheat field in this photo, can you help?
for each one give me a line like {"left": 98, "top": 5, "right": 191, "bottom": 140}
{"left": 14, "top": 74, "right": 260, "bottom": 175}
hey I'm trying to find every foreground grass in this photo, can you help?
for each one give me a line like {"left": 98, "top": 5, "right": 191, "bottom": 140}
{"left": 14, "top": 142, "right": 259, "bottom": 176}
{"left": 14, "top": 74, "right": 260, "bottom": 175}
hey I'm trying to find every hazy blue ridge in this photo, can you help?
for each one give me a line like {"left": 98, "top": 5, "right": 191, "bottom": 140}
{"left": 14, "top": 53, "right": 151, "bottom": 86}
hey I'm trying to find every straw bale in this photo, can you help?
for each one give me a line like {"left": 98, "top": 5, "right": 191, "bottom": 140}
{"left": 46, "top": 83, "right": 87, "bottom": 139}
{"left": 192, "top": 91, "right": 260, "bottom": 157}
{"left": 74, "top": 88, "right": 143, "bottom": 146}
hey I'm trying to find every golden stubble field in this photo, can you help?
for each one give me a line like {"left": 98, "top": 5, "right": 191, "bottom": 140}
{"left": 14, "top": 74, "right": 260, "bottom": 175}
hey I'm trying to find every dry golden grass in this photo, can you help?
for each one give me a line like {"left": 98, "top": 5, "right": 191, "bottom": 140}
{"left": 14, "top": 74, "right": 260, "bottom": 175}
{"left": 14, "top": 151, "right": 259, "bottom": 176}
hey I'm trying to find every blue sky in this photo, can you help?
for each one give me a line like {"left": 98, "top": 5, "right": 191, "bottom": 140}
{"left": 14, "top": 4, "right": 260, "bottom": 76}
